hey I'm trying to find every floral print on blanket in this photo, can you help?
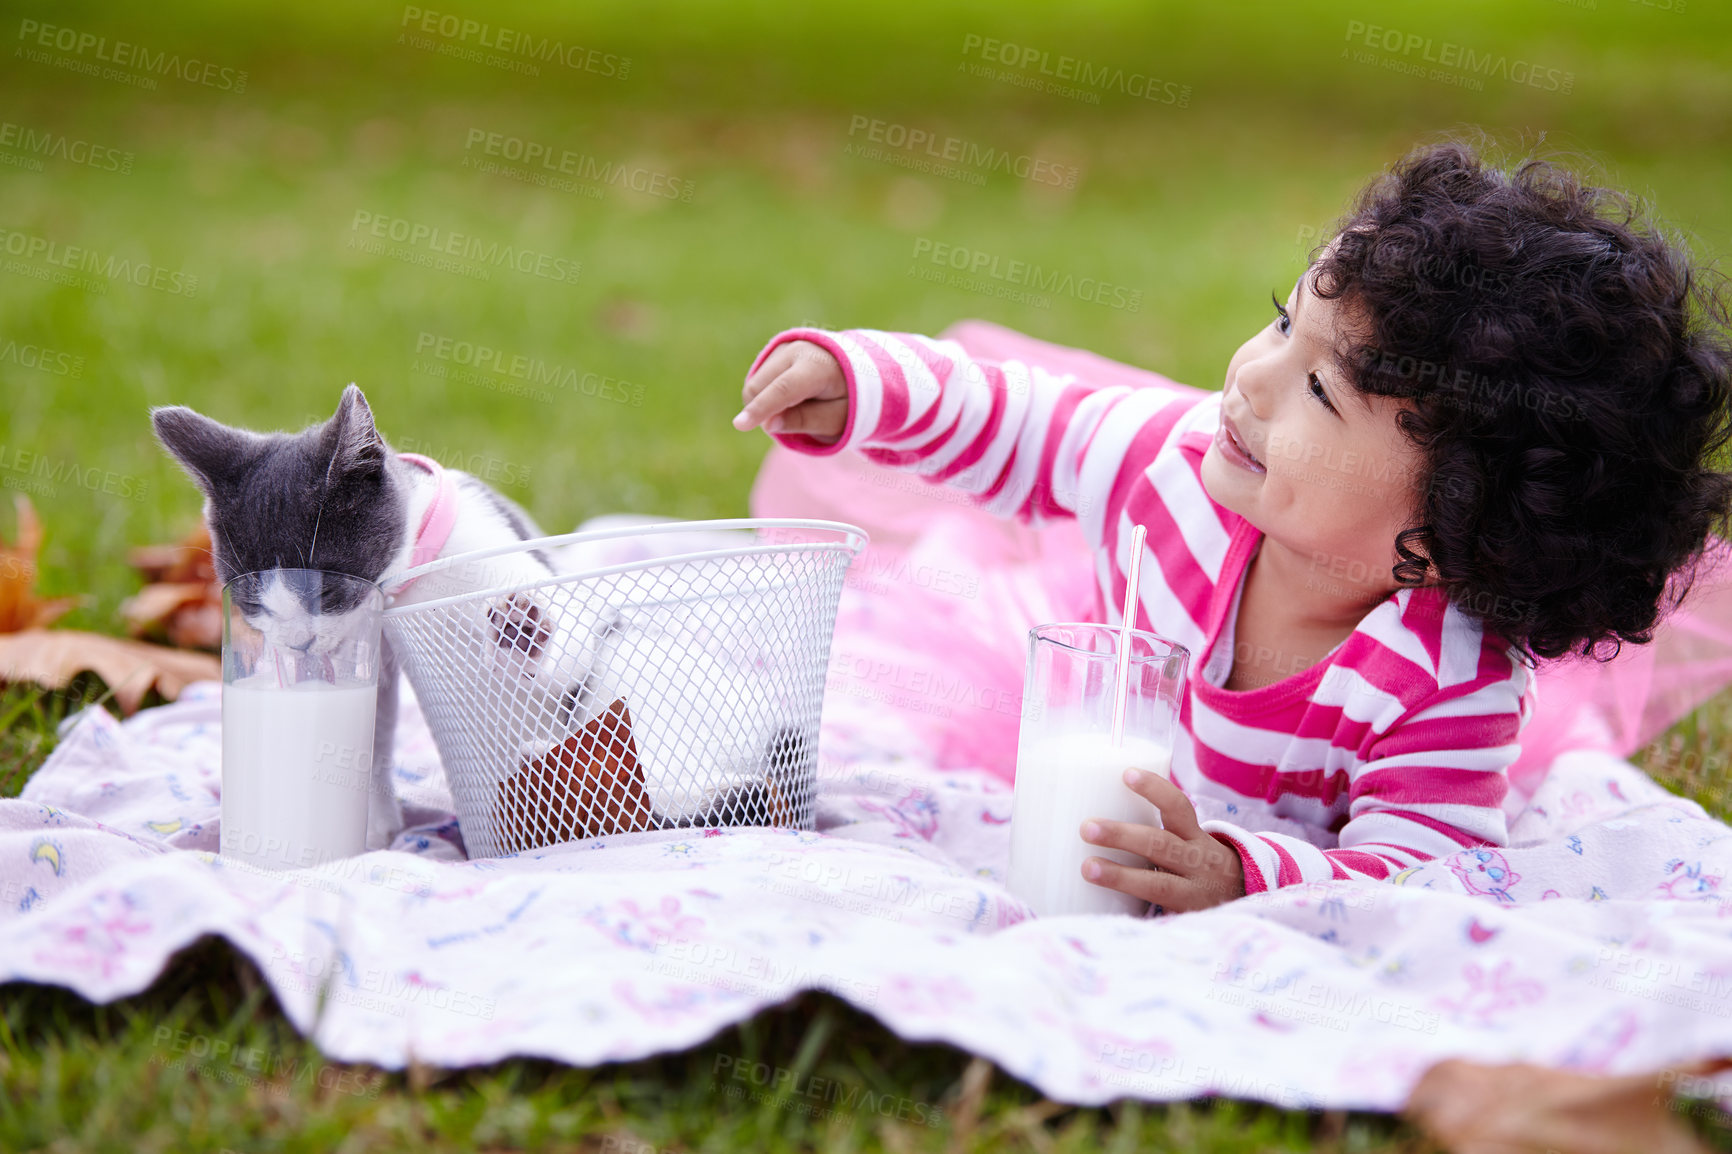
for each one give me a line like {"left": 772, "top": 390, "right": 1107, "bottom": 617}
{"left": 0, "top": 676, "right": 1729, "bottom": 1117}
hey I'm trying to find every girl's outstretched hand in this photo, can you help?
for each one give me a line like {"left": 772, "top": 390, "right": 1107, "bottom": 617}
{"left": 733, "top": 339, "right": 849, "bottom": 442}
{"left": 1080, "top": 767, "right": 1246, "bottom": 913}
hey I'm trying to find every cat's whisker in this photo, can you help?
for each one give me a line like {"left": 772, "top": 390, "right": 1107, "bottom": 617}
{"left": 307, "top": 509, "right": 323, "bottom": 568}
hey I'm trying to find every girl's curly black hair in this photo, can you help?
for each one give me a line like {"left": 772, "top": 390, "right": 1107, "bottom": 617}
{"left": 1311, "top": 139, "right": 1732, "bottom": 665}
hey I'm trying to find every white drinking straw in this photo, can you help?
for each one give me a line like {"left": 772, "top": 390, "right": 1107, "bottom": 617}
{"left": 1110, "top": 523, "right": 1148, "bottom": 747}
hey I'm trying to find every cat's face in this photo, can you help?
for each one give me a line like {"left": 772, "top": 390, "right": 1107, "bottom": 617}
{"left": 153, "top": 385, "right": 407, "bottom": 658}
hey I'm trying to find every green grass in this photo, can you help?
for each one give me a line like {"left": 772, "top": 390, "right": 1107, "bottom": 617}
{"left": 0, "top": 683, "right": 103, "bottom": 799}
{"left": 3, "top": 0, "right": 1732, "bottom": 1149}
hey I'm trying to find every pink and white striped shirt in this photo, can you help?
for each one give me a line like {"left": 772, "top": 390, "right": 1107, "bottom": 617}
{"left": 755, "top": 326, "right": 1537, "bottom": 895}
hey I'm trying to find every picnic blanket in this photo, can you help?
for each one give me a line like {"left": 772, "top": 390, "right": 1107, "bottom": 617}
{"left": 5, "top": 321, "right": 1732, "bottom": 1115}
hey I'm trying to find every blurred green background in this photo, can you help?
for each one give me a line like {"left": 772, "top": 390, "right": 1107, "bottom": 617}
{"left": 1, "top": 0, "right": 1729, "bottom": 630}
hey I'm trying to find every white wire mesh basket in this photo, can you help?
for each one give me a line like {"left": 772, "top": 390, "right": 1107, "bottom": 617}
{"left": 378, "top": 518, "right": 867, "bottom": 858}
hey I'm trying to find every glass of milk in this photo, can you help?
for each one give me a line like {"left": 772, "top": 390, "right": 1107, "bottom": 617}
{"left": 220, "top": 569, "right": 383, "bottom": 871}
{"left": 1007, "top": 623, "right": 1190, "bottom": 917}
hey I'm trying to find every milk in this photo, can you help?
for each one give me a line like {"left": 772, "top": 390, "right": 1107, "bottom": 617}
{"left": 1008, "top": 731, "right": 1174, "bottom": 917}
{"left": 221, "top": 676, "right": 378, "bottom": 870}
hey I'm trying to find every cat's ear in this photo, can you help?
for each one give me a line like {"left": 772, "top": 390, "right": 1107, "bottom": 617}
{"left": 151, "top": 405, "right": 259, "bottom": 493}
{"left": 325, "top": 384, "right": 388, "bottom": 477}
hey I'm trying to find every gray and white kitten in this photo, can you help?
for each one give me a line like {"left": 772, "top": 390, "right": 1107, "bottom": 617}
{"left": 152, "top": 385, "right": 584, "bottom": 849}
{"left": 153, "top": 385, "right": 809, "bottom": 852}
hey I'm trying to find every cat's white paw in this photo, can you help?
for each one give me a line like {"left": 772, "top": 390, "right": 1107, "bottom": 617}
{"left": 487, "top": 593, "right": 553, "bottom": 662}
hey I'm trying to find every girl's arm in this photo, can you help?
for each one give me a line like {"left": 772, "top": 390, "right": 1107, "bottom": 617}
{"left": 744, "top": 326, "right": 1197, "bottom": 526}
{"left": 1197, "top": 665, "right": 1532, "bottom": 892}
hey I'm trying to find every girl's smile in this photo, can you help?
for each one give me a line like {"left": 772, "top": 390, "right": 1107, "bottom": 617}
{"left": 1214, "top": 411, "right": 1266, "bottom": 474}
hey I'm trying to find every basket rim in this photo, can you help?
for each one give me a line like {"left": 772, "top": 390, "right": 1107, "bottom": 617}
{"left": 378, "top": 516, "right": 868, "bottom": 616}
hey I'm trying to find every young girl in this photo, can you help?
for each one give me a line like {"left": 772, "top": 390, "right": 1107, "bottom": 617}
{"left": 731, "top": 141, "right": 1732, "bottom": 914}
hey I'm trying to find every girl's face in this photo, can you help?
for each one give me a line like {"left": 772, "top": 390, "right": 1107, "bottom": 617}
{"left": 1200, "top": 265, "right": 1431, "bottom": 607}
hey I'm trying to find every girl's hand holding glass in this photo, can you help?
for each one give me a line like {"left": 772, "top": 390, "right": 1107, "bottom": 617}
{"left": 1080, "top": 767, "right": 1246, "bottom": 914}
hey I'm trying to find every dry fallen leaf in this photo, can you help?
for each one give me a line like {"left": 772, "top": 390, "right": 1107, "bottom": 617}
{"left": 121, "top": 522, "right": 222, "bottom": 650}
{"left": 119, "top": 580, "right": 223, "bottom": 650}
{"left": 1404, "top": 1055, "right": 1732, "bottom": 1154}
{"left": 129, "top": 521, "right": 216, "bottom": 584}
{"left": 0, "top": 495, "right": 76, "bottom": 633}
{"left": 0, "top": 628, "right": 220, "bottom": 714}
{"left": 0, "top": 503, "right": 220, "bottom": 710}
